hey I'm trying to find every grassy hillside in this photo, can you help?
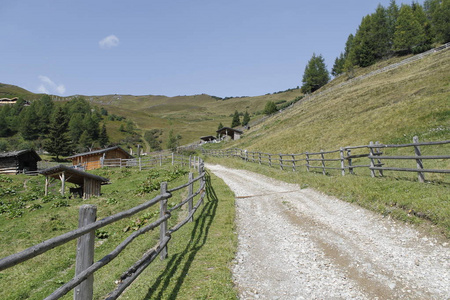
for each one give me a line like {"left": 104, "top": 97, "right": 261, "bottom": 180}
{"left": 88, "top": 90, "right": 303, "bottom": 149}
{"left": 225, "top": 49, "right": 450, "bottom": 153}
{"left": 0, "top": 167, "right": 237, "bottom": 299}
{"left": 0, "top": 83, "right": 40, "bottom": 100}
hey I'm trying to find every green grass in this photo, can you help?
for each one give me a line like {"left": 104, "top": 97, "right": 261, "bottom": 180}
{"left": 204, "top": 156, "right": 450, "bottom": 238}
{"left": 0, "top": 166, "right": 237, "bottom": 299}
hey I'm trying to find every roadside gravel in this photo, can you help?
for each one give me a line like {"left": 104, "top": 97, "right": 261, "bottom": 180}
{"left": 206, "top": 164, "right": 450, "bottom": 299}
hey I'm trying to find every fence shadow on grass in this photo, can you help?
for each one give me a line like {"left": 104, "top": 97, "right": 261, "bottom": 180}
{"left": 144, "top": 172, "right": 218, "bottom": 299}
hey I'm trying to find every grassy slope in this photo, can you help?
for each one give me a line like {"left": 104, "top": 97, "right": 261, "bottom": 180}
{"left": 229, "top": 49, "right": 450, "bottom": 153}
{"left": 0, "top": 168, "right": 237, "bottom": 299}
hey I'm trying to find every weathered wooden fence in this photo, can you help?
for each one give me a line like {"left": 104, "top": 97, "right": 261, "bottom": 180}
{"left": 0, "top": 157, "right": 207, "bottom": 300}
{"left": 203, "top": 137, "right": 450, "bottom": 183}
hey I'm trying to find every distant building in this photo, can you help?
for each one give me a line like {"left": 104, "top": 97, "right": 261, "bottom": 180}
{"left": 0, "top": 149, "right": 42, "bottom": 174}
{"left": 200, "top": 135, "right": 217, "bottom": 144}
{"left": 66, "top": 146, "right": 133, "bottom": 170}
{"left": 216, "top": 127, "right": 243, "bottom": 141}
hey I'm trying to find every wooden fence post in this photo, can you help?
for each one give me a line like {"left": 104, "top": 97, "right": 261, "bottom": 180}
{"left": 160, "top": 182, "right": 168, "bottom": 260}
{"left": 340, "top": 148, "right": 345, "bottom": 176}
{"left": 347, "top": 149, "right": 354, "bottom": 175}
{"left": 74, "top": 205, "right": 97, "bottom": 300}
{"left": 259, "top": 152, "right": 262, "bottom": 165}
{"left": 306, "top": 152, "right": 310, "bottom": 172}
{"left": 292, "top": 155, "right": 296, "bottom": 172}
{"left": 279, "top": 154, "right": 283, "bottom": 170}
{"left": 375, "top": 141, "right": 384, "bottom": 176}
{"left": 188, "top": 172, "right": 194, "bottom": 222}
{"left": 159, "top": 155, "right": 162, "bottom": 167}
{"left": 171, "top": 153, "right": 174, "bottom": 165}
{"left": 269, "top": 154, "right": 272, "bottom": 167}
{"left": 413, "top": 136, "right": 425, "bottom": 182}
{"left": 139, "top": 157, "right": 142, "bottom": 171}
{"left": 320, "top": 150, "right": 326, "bottom": 175}
{"left": 369, "top": 142, "right": 376, "bottom": 178}
{"left": 189, "top": 155, "right": 192, "bottom": 169}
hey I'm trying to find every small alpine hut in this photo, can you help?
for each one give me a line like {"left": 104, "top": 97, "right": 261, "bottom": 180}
{"left": 67, "top": 146, "right": 133, "bottom": 170}
{"left": 200, "top": 135, "right": 217, "bottom": 144}
{"left": 216, "top": 127, "right": 243, "bottom": 141}
{"left": 0, "top": 149, "right": 42, "bottom": 174}
{"left": 40, "top": 164, "right": 109, "bottom": 199}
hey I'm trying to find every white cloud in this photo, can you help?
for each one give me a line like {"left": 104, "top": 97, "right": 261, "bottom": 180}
{"left": 99, "top": 35, "right": 119, "bottom": 49}
{"left": 37, "top": 75, "right": 66, "bottom": 95}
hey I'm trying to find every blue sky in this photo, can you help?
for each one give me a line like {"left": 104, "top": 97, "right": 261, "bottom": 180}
{"left": 0, "top": 0, "right": 421, "bottom": 98}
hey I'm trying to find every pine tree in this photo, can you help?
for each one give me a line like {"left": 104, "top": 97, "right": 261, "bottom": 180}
{"left": 301, "top": 53, "right": 330, "bottom": 93}
{"left": 231, "top": 110, "right": 241, "bottom": 127}
{"left": 99, "top": 124, "right": 109, "bottom": 147}
{"left": 44, "top": 107, "right": 72, "bottom": 161}
{"left": 218, "top": 122, "right": 224, "bottom": 130}
{"left": 371, "top": 4, "right": 391, "bottom": 59}
{"left": 387, "top": 0, "right": 400, "bottom": 50}
{"left": 393, "top": 4, "right": 427, "bottom": 53}
{"left": 332, "top": 52, "right": 345, "bottom": 76}
{"left": 20, "top": 103, "right": 40, "bottom": 140}
{"left": 352, "top": 15, "right": 377, "bottom": 67}
{"left": 426, "top": 0, "right": 450, "bottom": 43}
{"left": 242, "top": 111, "right": 250, "bottom": 126}
{"left": 68, "top": 113, "right": 84, "bottom": 144}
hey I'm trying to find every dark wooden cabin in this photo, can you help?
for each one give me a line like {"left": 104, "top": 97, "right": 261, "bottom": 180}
{"left": 66, "top": 146, "right": 133, "bottom": 170}
{"left": 0, "top": 149, "right": 42, "bottom": 174}
{"left": 40, "top": 164, "right": 109, "bottom": 199}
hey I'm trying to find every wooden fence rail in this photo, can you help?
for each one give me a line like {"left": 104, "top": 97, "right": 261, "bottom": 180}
{"left": 0, "top": 156, "right": 207, "bottom": 300}
{"left": 203, "top": 137, "right": 450, "bottom": 183}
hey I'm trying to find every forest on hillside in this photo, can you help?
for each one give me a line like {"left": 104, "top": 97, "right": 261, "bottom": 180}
{"left": 0, "top": 96, "right": 140, "bottom": 159}
{"left": 332, "top": 0, "right": 450, "bottom": 76}
{"left": 299, "top": 0, "right": 449, "bottom": 95}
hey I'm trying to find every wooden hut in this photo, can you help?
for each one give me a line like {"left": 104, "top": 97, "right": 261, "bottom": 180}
{"left": 200, "top": 135, "right": 217, "bottom": 144}
{"left": 66, "top": 146, "right": 133, "bottom": 170}
{"left": 40, "top": 165, "right": 109, "bottom": 199}
{"left": 0, "top": 149, "right": 42, "bottom": 174}
{"left": 216, "top": 127, "right": 243, "bottom": 141}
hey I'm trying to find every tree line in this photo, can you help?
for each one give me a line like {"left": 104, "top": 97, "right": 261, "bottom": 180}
{"left": 0, "top": 96, "right": 114, "bottom": 159}
{"left": 301, "top": 0, "right": 449, "bottom": 94}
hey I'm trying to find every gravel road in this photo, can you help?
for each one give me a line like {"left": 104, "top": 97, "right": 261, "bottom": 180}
{"left": 206, "top": 164, "right": 450, "bottom": 300}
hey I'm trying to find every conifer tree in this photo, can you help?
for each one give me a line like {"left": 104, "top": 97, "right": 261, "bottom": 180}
{"left": 242, "top": 111, "right": 251, "bottom": 126}
{"left": 99, "top": 124, "right": 109, "bottom": 147}
{"left": 301, "top": 53, "right": 330, "bottom": 93}
{"left": 371, "top": 4, "right": 391, "bottom": 59}
{"left": 44, "top": 107, "right": 72, "bottom": 160}
{"left": 231, "top": 110, "right": 241, "bottom": 127}
{"left": 332, "top": 53, "right": 345, "bottom": 76}
{"left": 393, "top": 4, "right": 427, "bottom": 53}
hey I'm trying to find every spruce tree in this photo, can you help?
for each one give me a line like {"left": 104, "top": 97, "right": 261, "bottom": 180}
{"left": 301, "top": 53, "right": 330, "bottom": 93}
{"left": 332, "top": 53, "right": 345, "bottom": 76}
{"left": 44, "top": 107, "right": 72, "bottom": 161}
{"left": 99, "top": 124, "right": 109, "bottom": 147}
{"left": 393, "top": 4, "right": 427, "bottom": 53}
{"left": 231, "top": 110, "right": 241, "bottom": 127}
{"left": 242, "top": 111, "right": 251, "bottom": 126}
{"left": 352, "top": 15, "right": 377, "bottom": 67}
{"left": 371, "top": 5, "right": 391, "bottom": 59}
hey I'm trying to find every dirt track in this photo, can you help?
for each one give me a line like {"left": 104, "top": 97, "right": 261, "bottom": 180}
{"left": 206, "top": 164, "right": 450, "bottom": 299}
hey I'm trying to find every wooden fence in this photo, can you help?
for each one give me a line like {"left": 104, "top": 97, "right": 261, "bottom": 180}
{"left": 0, "top": 156, "right": 207, "bottom": 300}
{"left": 203, "top": 137, "right": 450, "bottom": 183}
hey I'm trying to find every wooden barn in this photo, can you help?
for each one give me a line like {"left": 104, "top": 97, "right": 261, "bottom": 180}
{"left": 0, "top": 149, "right": 42, "bottom": 174}
{"left": 216, "top": 127, "right": 243, "bottom": 141}
{"left": 40, "top": 164, "right": 109, "bottom": 199}
{"left": 67, "top": 146, "right": 133, "bottom": 170}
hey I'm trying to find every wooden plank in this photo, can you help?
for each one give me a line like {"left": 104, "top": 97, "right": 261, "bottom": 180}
{"left": 370, "top": 167, "right": 450, "bottom": 173}
{"left": 160, "top": 182, "right": 168, "bottom": 260}
{"left": 74, "top": 205, "right": 97, "bottom": 300}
